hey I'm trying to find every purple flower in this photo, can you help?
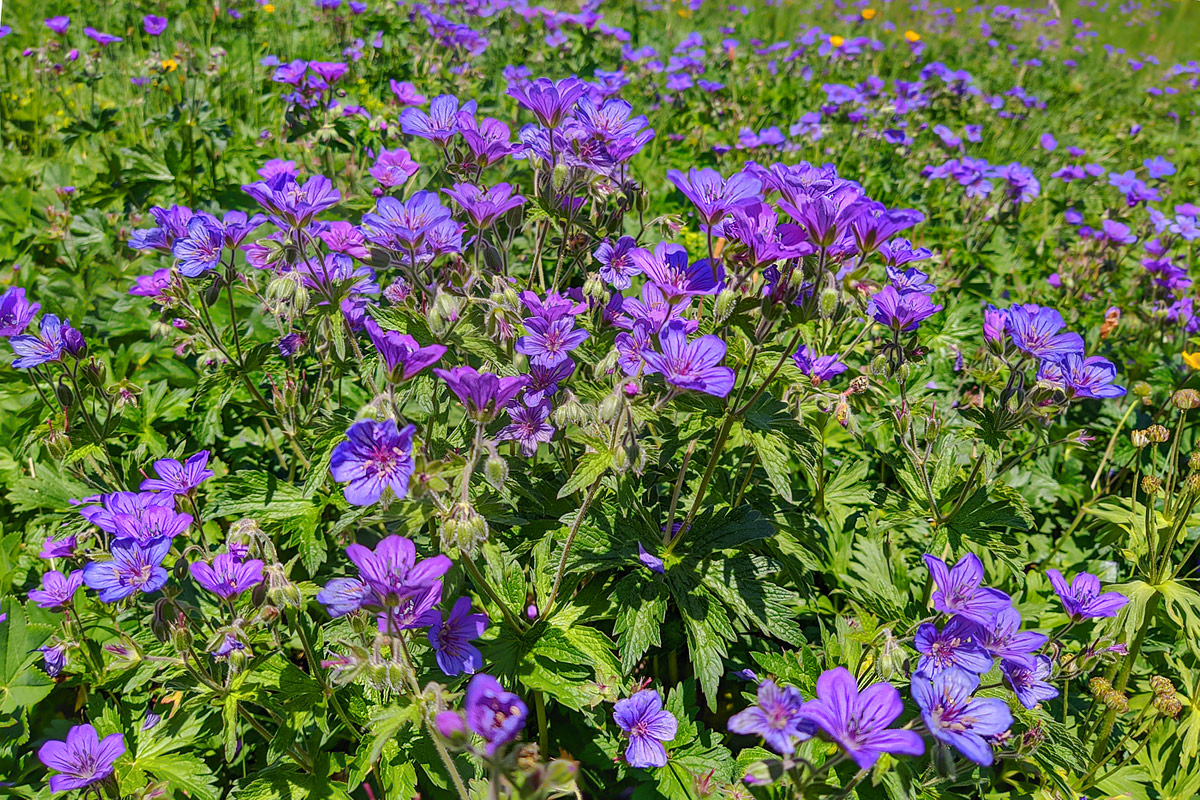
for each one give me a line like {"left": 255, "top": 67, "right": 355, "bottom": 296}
{"left": 984, "top": 305, "right": 1008, "bottom": 343}
{"left": 400, "top": 94, "right": 476, "bottom": 146}
{"left": 594, "top": 236, "right": 642, "bottom": 290}
{"left": 1002, "top": 655, "right": 1059, "bottom": 708}
{"left": 140, "top": 451, "right": 214, "bottom": 495}
{"left": 38, "top": 724, "right": 125, "bottom": 794}
{"left": 242, "top": 173, "right": 341, "bottom": 229}
{"left": 1144, "top": 156, "right": 1175, "bottom": 179}
{"left": 84, "top": 27, "right": 123, "bottom": 46}
{"left": 1004, "top": 304, "right": 1083, "bottom": 359}
{"left": 428, "top": 597, "right": 488, "bottom": 676}
{"left": 28, "top": 569, "right": 84, "bottom": 609}
{"left": 434, "top": 366, "right": 530, "bottom": 422}
{"left": 868, "top": 285, "right": 942, "bottom": 331}
{"left": 80, "top": 491, "right": 177, "bottom": 537}
{"left": 496, "top": 402, "right": 556, "bottom": 456}
{"left": 172, "top": 216, "right": 225, "bottom": 277}
{"left": 614, "top": 689, "right": 678, "bottom": 768}
{"left": 1057, "top": 355, "right": 1126, "bottom": 399}
{"left": 922, "top": 553, "right": 1012, "bottom": 625}
{"left": 642, "top": 321, "right": 734, "bottom": 398}
{"left": 0, "top": 287, "right": 40, "bottom": 336}
{"left": 443, "top": 183, "right": 526, "bottom": 229}
{"left": 389, "top": 80, "right": 426, "bottom": 106}
{"left": 520, "top": 290, "right": 586, "bottom": 322}
{"left": 728, "top": 679, "right": 815, "bottom": 755}
{"left": 914, "top": 617, "right": 994, "bottom": 676}
{"left": 800, "top": 667, "right": 925, "bottom": 769}
{"left": 364, "top": 319, "right": 446, "bottom": 382}
{"left": 1046, "top": 569, "right": 1128, "bottom": 620}
{"left": 637, "top": 542, "right": 665, "bottom": 574}
{"left": 368, "top": 148, "right": 419, "bottom": 189}
{"left": 41, "top": 535, "right": 77, "bottom": 560}
{"left": 190, "top": 553, "right": 265, "bottom": 598}
{"left": 850, "top": 204, "right": 924, "bottom": 255}
{"left": 347, "top": 534, "right": 452, "bottom": 609}
{"left": 83, "top": 538, "right": 171, "bottom": 603}
{"left": 10, "top": 314, "right": 66, "bottom": 368}
{"left": 1039, "top": 133, "right": 1057, "bottom": 151}
{"left": 143, "top": 15, "right": 168, "bottom": 36}
{"left": 666, "top": 167, "right": 762, "bottom": 226}
{"left": 45, "top": 16, "right": 70, "bottom": 34}
{"left": 457, "top": 113, "right": 516, "bottom": 168}
{"left": 912, "top": 669, "right": 1012, "bottom": 765}
{"left": 778, "top": 183, "right": 865, "bottom": 248}
{"left": 464, "top": 673, "right": 528, "bottom": 756}
{"left": 507, "top": 76, "right": 588, "bottom": 128}
{"left": 329, "top": 419, "right": 416, "bottom": 506}
{"left": 977, "top": 607, "right": 1047, "bottom": 667}
{"left": 887, "top": 266, "right": 937, "bottom": 295}
{"left": 362, "top": 191, "right": 453, "bottom": 254}
{"left": 630, "top": 243, "right": 723, "bottom": 300}
{"left": 515, "top": 316, "right": 589, "bottom": 369}
{"left": 40, "top": 643, "right": 68, "bottom": 677}
{"left": 793, "top": 346, "right": 847, "bottom": 385}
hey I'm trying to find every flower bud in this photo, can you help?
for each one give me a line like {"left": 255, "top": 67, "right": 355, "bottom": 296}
{"left": 583, "top": 274, "right": 608, "bottom": 303}
{"left": 818, "top": 286, "right": 839, "bottom": 318}
{"left": 55, "top": 378, "right": 74, "bottom": 407}
{"left": 204, "top": 276, "right": 224, "bottom": 307}
{"left": 171, "top": 622, "right": 194, "bottom": 654}
{"left": 1141, "top": 475, "right": 1162, "bottom": 496}
{"left": 551, "top": 164, "right": 569, "bottom": 192}
{"left": 553, "top": 392, "right": 586, "bottom": 426}
{"left": 435, "top": 711, "right": 469, "bottom": 746}
{"left": 1131, "top": 429, "right": 1150, "bottom": 448}
{"left": 484, "top": 452, "right": 508, "bottom": 491}
{"left": 599, "top": 392, "right": 622, "bottom": 422}
{"left": 62, "top": 325, "right": 87, "bottom": 358}
{"left": 1185, "top": 473, "right": 1200, "bottom": 496}
{"left": 45, "top": 427, "right": 72, "bottom": 460}
{"left": 1190, "top": 452, "right": 1200, "bottom": 472}
{"left": 482, "top": 240, "right": 504, "bottom": 273}
{"left": 1148, "top": 424, "right": 1170, "bottom": 443}
{"left": 713, "top": 288, "right": 737, "bottom": 323}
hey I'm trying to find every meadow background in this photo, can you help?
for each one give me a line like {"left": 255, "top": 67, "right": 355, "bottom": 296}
{"left": 2, "top": 0, "right": 1200, "bottom": 798}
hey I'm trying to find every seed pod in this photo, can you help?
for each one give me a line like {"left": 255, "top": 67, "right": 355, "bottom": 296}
{"left": 599, "top": 392, "right": 622, "bottom": 422}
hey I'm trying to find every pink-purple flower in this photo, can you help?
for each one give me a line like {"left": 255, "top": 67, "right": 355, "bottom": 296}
{"left": 800, "top": 667, "right": 925, "bottom": 769}
{"left": 38, "top": 723, "right": 125, "bottom": 794}
{"left": 613, "top": 689, "right": 678, "bottom": 768}
{"left": 427, "top": 597, "right": 488, "bottom": 676}
{"left": 1046, "top": 569, "right": 1128, "bottom": 620}
{"left": 190, "top": 553, "right": 265, "bottom": 598}
{"left": 330, "top": 419, "right": 417, "bottom": 506}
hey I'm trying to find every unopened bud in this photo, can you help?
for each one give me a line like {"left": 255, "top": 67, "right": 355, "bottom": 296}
{"left": 1141, "top": 475, "right": 1162, "bottom": 496}
{"left": 484, "top": 452, "right": 508, "bottom": 491}
{"left": 1148, "top": 424, "right": 1170, "bottom": 443}
{"left": 204, "top": 276, "right": 224, "bottom": 307}
{"left": 482, "top": 240, "right": 504, "bottom": 273}
{"left": 171, "top": 622, "right": 194, "bottom": 654}
{"left": 713, "top": 288, "right": 737, "bottom": 323}
{"left": 1190, "top": 452, "right": 1200, "bottom": 472}
{"left": 1131, "top": 429, "right": 1151, "bottom": 448}
{"left": 599, "top": 393, "right": 622, "bottom": 422}
{"left": 583, "top": 274, "right": 608, "bottom": 302}
{"left": 551, "top": 164, "right": 569, "bottom": 192}
{"left": 818, "top": 286, "right": 839, "bottom": 318}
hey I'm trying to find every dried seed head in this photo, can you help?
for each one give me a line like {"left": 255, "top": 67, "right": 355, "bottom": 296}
{"left": 1174, "top": 389, "right": 1200, "bottom": 410}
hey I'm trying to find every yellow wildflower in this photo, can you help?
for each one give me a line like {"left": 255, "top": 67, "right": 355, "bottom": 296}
{"left": 1183, "top": 351, "right": 1200, "bottom": 370}
{"left": 861, "top": 8, "right": 876, "bottom": 19}
{"left": 904, "top": 30, "right": 921, "bottom": 42}
{"left": 830, "top": 35, "right": 845, "bottom": 47}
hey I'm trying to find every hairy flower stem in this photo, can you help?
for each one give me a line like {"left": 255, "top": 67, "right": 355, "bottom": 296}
{"left": 392, "top": 634, "right": 471, "bottom": 800}
{"left": 543, "top": 477, "right": 602, "bottom": 619}
{"left": 289, "top": 609, "right": 361, "bottom": 738}
{"left": 461, "top": 551, "right": 525, "bottom": 632}
{"left": 663, "top": 439, "right": 696, "bottom": 546}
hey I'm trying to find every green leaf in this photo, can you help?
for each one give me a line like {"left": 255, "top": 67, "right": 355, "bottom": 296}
{"left": 0, "top": 599, "right": 54, "bottom": 715}
{"left": 613, "top": 575, "right": 668, "bottom": 672}
{"left": 136, "top": 752, "right": 220, "bottom": 800}
{"left": 557, "top": 450, "right": 610, "bottom": 498}
{"left": 748, "top": 429, "right": 794, "bottom": 504}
